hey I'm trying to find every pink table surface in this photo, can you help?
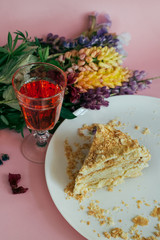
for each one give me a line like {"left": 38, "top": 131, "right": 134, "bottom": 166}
{"left": 0, "top": 130, "right": 85, "bottom": 240}
{"left": 0, "top": 0, "right": 160, "bottom": 239}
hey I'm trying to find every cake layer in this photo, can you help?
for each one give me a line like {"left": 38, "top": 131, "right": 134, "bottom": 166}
{"left": 76, "top": 166, "right": 145, "bottom": 193}
{"left": 81, "top": 124, "right": 140, "bottom": 169}
{"left": 74, "top": 156, "right": 149, "bottom": 195}
{"left": 73, "top": 123, "right": 151, "bottom": 196}
{"left": 77, "top": 146, "right": 149, "bottom": 176}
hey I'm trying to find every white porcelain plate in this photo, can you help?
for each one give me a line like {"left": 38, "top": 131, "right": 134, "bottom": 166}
{"left": 45, "top": 95, "right": 160, "bottom": 240}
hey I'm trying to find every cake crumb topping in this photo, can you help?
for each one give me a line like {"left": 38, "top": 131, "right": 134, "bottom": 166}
{"left": 132, "top": 216, "right": 149, "bottom": 226}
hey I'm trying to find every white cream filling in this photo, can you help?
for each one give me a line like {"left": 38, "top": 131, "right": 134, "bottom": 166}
{"left": 78, "top": 146, "right": 149, "bottom": 176}
{"left": 74, "top": 162, "right": 149, "bottom": 194}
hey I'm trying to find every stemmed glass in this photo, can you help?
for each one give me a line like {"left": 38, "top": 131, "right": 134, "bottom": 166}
{"left": 12, "top": 62, "right": 67, "bottom": 164}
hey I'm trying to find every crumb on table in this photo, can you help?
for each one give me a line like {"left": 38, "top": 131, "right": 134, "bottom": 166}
{"left": 142, "top": 128, "right": 150, "bottom": 135}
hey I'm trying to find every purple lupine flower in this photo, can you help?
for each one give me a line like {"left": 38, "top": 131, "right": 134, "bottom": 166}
{"left": 103, "top": 13, "right": 112, "bottom": 28}
{"left": 96, "top": 13, "right": 112, "bottom": 29}
{"left": 110, "top": 70, "right": 152, "bottom": 97}
{"left": 97, "top": 26, "right": 108, "bottom": 37}
{"left": 47, "top": 33, "right": 59, "bottom": 42}
{"left": 80, "top": 87, "right": 110, "bottom": 110}
{"left": 137, "top": 82, "right": 147, "bottom": 90}
{"left": 77, "top": 35, "right": 90, "bottom": 45}
{"left": 135, "top": 70, "right": 146, "bottom": 81}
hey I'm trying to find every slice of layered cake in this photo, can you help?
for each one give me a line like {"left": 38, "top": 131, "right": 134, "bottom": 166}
{"left": 74, "top": 124, "right": 151, "bottom": 195}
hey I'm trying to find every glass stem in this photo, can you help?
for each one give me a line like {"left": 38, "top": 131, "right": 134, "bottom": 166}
{"left": 33, "top": 131, "right": 50, "bottom": 147}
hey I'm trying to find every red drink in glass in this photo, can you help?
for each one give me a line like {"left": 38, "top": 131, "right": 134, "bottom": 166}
{"left": 19, "top": 80, "right": 62, "bottom": 130}
{"left": 12, "top": 62, "right": 67, "bottom": 163}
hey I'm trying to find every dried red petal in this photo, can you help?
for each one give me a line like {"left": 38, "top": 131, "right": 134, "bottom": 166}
{"left": 8, "top": 173, "right": 21, "bottom": 188}
{"left": 8, "top": 173, "right": 28, "bottom": 194}
{"left": 12, "top": 186, "right": 28, "bottom": 194}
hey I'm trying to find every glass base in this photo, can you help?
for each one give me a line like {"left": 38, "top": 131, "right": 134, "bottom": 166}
{"left": 21, "top": 132, "right": 51, "bottom": 164}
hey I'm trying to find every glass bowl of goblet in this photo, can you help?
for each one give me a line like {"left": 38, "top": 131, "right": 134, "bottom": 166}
{"left": 12, "top": 62, "right": 67, "bottom": 164}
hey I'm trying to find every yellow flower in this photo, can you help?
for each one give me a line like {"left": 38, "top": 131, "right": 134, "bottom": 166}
{"left": 60, "top": 46, "right": 132, "bottom": 91}
{"left": 63, "top": 45, "right": 123, "bottom": 72}
{"left": 74, "top": 66, "right": 132, "bottom": 91}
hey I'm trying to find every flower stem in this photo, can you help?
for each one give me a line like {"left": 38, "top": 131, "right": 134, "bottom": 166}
{"left": 141, "top": 76, "right": 160, "bottom": 82}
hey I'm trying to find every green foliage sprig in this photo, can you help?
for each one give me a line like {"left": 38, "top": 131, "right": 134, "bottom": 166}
{"left": 0, "top": 31, "right": 76, "bottom": 135}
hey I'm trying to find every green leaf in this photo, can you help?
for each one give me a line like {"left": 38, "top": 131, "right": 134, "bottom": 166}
{"left": 63, "top": 102, "right": 75, "bottom": 107}
{"left": 0, "top": 84, "right": 8, "bottom": 93}
{"left": 14, "top": 30, "right": 29, "bottom": 42}
{"left": 38, "top": 47, "right": 44, "bottom": 62}
{"left": 0, "top": 100, "right": 20, "bottom": 110}
{"left": 0, "top": 108, "right": 26, "bottom": 133}
{"left": 0, "top": 54, "right": 8, "bottom": 65}
{"left": 25, "top": 31, "right": 28, "bottom": 39}
{"left": 8, "top": 32, "right": 13, "bottom": 52}
{"left": 0, "top": 52, "right": 38, "bottom": 84}
{"left": 37, "top": 46, "right": 50, "bottom": 62}
{"left": 44, "top": 46, "right": 49, "bottom": 61}
{"left": 47, "top": 58, "right": 64, "bottom": 70}
{"left": 0, "top": 46, "right": 9, "bottom": 54}
{"left": 60, "top": 106, "right": 76, "bottom": 119}
{"left": 12, "top": 42, "right": 28, "bottom": 55}
{"left": 15, "top": 30, "right": 25, "bottom": 38}
{"left": 12, "top": 35, "right": 19, "bottom": 50}
{"left": 34, "top": 37, "right": 41, "bottom": 46}
{"left": 20, "top": 121, "right": 26, "bottom": 137}
{"left": 0, "top": 115, "right": 9, "bottom": 125}
{"left": 3, "top": 85, "right": 17, "bottom": 101}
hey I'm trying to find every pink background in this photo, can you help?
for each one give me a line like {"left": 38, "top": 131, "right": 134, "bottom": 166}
{"left": 0, "top": 0, "right": 160, "bottom": 240}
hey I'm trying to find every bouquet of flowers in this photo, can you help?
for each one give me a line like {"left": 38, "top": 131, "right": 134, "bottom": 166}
{"left": 0, "top": 12, "right": 159, "bottom": 134}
